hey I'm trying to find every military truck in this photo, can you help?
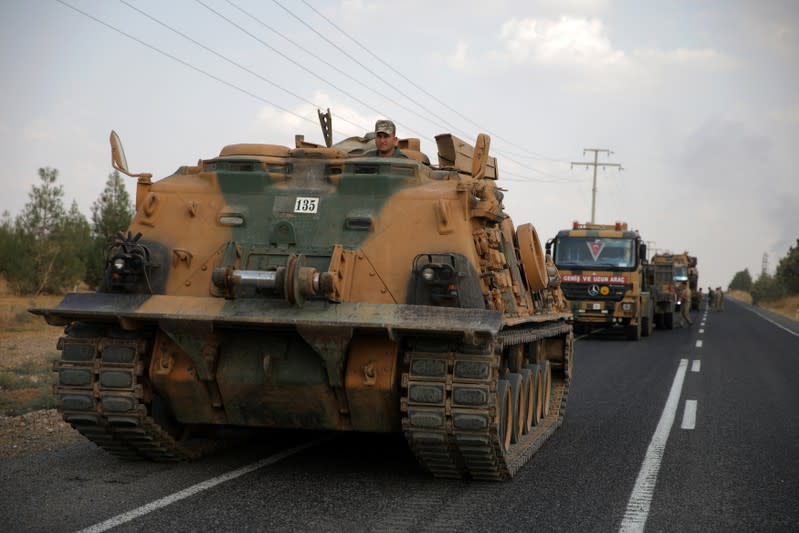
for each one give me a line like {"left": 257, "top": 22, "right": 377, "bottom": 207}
{"left": 31, "top": 118, "right": 573, "bottom": 481}
{"left": 671, "top": 252, "right": 699, "bottom": 311}
{"left": 548, "top": 222, "right": 653, "bottom": 340}
{"left": 647, "top": 254, "right": 677, "bottom": 329}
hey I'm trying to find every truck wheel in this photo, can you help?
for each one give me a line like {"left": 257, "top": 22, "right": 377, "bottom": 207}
{"left": 627, "top": 319, "right": 641, "bottom": 340}
{"left": 664, "top": 312, "right": 675, "bottom": 330}
{"left": 642, "top": 314, "right": 652, "bottom": 337}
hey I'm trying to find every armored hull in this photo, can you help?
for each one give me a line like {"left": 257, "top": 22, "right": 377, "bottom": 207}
{"left": 33, "top": 128, "right": 573, "bottom": 480}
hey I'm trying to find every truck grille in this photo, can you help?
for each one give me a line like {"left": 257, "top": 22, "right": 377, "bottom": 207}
{"left": 561, "top": 283, "right": 630, "bottom": 302}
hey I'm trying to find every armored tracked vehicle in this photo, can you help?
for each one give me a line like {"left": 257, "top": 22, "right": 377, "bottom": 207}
{"left": 32, "top": 119, "right": 573, "bottom": 480}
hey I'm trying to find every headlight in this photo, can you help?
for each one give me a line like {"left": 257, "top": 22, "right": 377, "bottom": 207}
{"left": 113, "top": 257, "right": 126, "bottom": 270}
{"left": 421, "top": 267, "right": 436, "bottom": 281}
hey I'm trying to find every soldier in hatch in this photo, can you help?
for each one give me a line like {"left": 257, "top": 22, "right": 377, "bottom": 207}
{"left": 369, "top": 119, "right": 408, "bottom": 158}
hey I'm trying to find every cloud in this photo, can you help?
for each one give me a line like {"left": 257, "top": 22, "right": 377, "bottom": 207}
{"left": 497, "top": 16, "right": 624, "bottom": 67}
{"left": 446, "top": 40, "right": 469, "bottom": 71}
{"left": 254, "top": 91, "right": 374, "bottom": 143}
{"left": 632, "top": 47, "right": 736, "bottom": 71}
{"left": 769, "top": 103, "right": 799, "bottom": 125}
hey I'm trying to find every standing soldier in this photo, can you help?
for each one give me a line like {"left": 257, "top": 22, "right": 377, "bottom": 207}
{"left": 697, "top": 287, "right": 704, "bottom": 311}
{"left": 707, "top": 286, "right": 715, "bottom": 311}
{"left": 679, "top": 282, "right": 693, "bottom": 327}
{"left": 715, "top": 286, "right": 724, "bottom": 311}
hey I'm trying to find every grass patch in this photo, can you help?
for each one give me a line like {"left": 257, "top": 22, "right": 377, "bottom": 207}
{"left": 0, "top": 388, "right": 56, "bottom": 416}
{"left": 0, "top": 355, "right": 58, "bottom": 415}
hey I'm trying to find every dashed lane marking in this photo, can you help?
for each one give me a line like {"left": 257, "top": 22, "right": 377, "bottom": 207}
{"left": 77, "top": 438, "right": 327, "bottom": 533}
{"left": 695, "top": 340, "right": 703, "bottom": 348}
{"left": 691, "top": 360, "right": 701, "bottom": 372}
{"left": 619, "top": 359, "right": 688, "bottom": 533}
{"left": 699, "top": 329, "right": 704, "bottom": 334}
{"left": 681, "top": 400, "right": 697, "bottom": 430}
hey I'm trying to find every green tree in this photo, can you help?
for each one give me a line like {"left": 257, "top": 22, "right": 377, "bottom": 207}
{"left": 0, "top": 211, "right": 26, "bottom": 284}
{"left": 750, "top": 272, "right": 785, "bottom": 304}
{"left": 86, "top": 171, "right": 134, "bottom": 287}
{"left": 52, "top": 201, "right": 92, "bottom": 291}
{"left": 775, "top": 239, "right": 799, "bottom": 295}
{"left": 13, "top": 168, "right": 66, "bottom": 294}
{"left": 728, "top": 268, "right": 753, "bottom": 292}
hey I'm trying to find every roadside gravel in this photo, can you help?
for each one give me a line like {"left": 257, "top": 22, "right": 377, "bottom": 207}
{"left": 0, "top": 409, "right": 82, "bottom": 459}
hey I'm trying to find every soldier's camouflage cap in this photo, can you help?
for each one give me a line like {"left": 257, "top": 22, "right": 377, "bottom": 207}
{"left": 375, "top": 119, "right": 396, "bottom": 136}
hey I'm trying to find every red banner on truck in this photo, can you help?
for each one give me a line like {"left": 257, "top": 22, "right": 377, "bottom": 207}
{"left": 561, "top": 274, "right": 626, "bottom": 284}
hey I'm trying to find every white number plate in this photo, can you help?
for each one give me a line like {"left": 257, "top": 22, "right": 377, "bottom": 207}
{"left": 293, "top": 197, "right": 319, "bottom": 214}
{"left": 590, "top": 303, "right": 601, "bottom": 310}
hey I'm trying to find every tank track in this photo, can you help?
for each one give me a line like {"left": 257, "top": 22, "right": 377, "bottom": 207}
{"left": 52, "top": 323, "right": 212, "bottom": 461}
{"left": 401, "top": 321, "right": 572, "bottom": 480}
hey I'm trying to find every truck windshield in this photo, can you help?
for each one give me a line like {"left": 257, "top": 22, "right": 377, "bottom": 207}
{"left": 554, "top": 237, "right": 636, "bottom": 270}
{"left": 673, "top": 266, "right": 689, "bottom": 282}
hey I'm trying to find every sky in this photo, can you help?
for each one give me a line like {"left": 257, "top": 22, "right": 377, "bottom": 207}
{"left": 1, "top": 0, "right": 797, "bottom": 288}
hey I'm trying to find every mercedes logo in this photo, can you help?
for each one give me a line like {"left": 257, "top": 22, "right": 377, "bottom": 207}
{"left": 588, "top": 284, "right": 600, "bottom": 296}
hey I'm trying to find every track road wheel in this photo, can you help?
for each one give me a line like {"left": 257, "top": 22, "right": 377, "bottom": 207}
{"left": 497, "top": 378, "right": 512, "bottom": 453}
{"left": 539, "top": 360, "right": 552, "bottom": 418}
{"left": 525, "top": 364, "right": 543, "bottom": 426}
{"left": 507, "top": 373, "right": 525, "bottom": 444}
{"left": 519, "top": 368, "right": 534, "bottom": 434}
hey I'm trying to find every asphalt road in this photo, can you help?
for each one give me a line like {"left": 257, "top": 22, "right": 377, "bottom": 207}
{"left": 2, "top": 298, "right": 797, "bottom": 532}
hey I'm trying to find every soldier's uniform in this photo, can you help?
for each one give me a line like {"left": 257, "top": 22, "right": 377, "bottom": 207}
{"left": 679, "top": 285, "right": 693, "bottom": 327}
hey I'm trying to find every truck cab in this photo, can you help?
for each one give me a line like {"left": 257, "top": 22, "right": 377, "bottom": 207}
{"left": 549, "top": 222, "right": 653, "bottom": 339}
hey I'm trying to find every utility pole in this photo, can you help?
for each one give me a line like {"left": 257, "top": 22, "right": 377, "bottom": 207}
{"left": 762, "top": 252, "right": 768, "bottom": 276}
{"left": 571, "top": 149, "right": 623, "bottom": 223}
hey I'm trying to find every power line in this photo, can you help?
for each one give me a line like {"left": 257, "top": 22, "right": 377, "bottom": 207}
{"left": 209, "top": 1, "right": 572, "bottom": 181}
{"left": 223, "top": 0, "right": 456, "bottom": 135}
{"left": 55, "top": 0, "right": 322, "bottom": 129}
{"left": 268, "top": 0, "right": 464, "bottom": 136}
{"left": 299, "top": 0, "right": 572, "bottom": 164}
{"left": 57, "top": 0, "right": 582, "bottom": 186}
{"left": 194, "top": 0, "right": 430, "bottom": 140}
{"left": 118, "top": 0, "right": 368, "bottom": 133}
{"left": 571, "top": 148, "right": 623, "bottom": 223}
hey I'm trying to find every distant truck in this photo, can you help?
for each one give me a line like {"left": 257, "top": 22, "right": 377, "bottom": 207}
{"left": 671, "top": 253, "right": 699, "bottom": 311}
{"left": 647, "top": 254, "right": 678, "bottom": 329}
{"left": 549, "top": 222, "right": 653, "bottom": 340}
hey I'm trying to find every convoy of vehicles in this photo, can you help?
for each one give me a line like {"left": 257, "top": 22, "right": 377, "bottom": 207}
{"left": 32, "top": 121, "right": 574, "bottom": 480}
{"left": 548, "top": 222, "right": 654, "bottom": 340}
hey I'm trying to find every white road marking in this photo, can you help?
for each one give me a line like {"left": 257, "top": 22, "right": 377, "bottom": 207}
{"left": 699, "top": 329, "right": 704, "bottom": 334}
{"left": 740, "top": 305, "right": 799, "bottom": 338}
{"left": 700, "top": 322, "right": 705, "bottom": 326}
{"left": 77, "top": 439, "right": 325, "bottom": 533}
{"left": 695, "top": 340, "right": 703, "bottom": 348}
{"left": 681, "top": 400, "right": 697, "bottom": 430}
{"left": 618, "top": 359, "right": 688, "bottom": 533}
{"left": 691, "top": 360, "right": 701, "bottom": 372}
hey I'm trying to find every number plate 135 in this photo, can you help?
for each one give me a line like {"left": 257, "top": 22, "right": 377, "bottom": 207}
{"left": 293, "top": 197, "right": 319, "bottom": 214}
